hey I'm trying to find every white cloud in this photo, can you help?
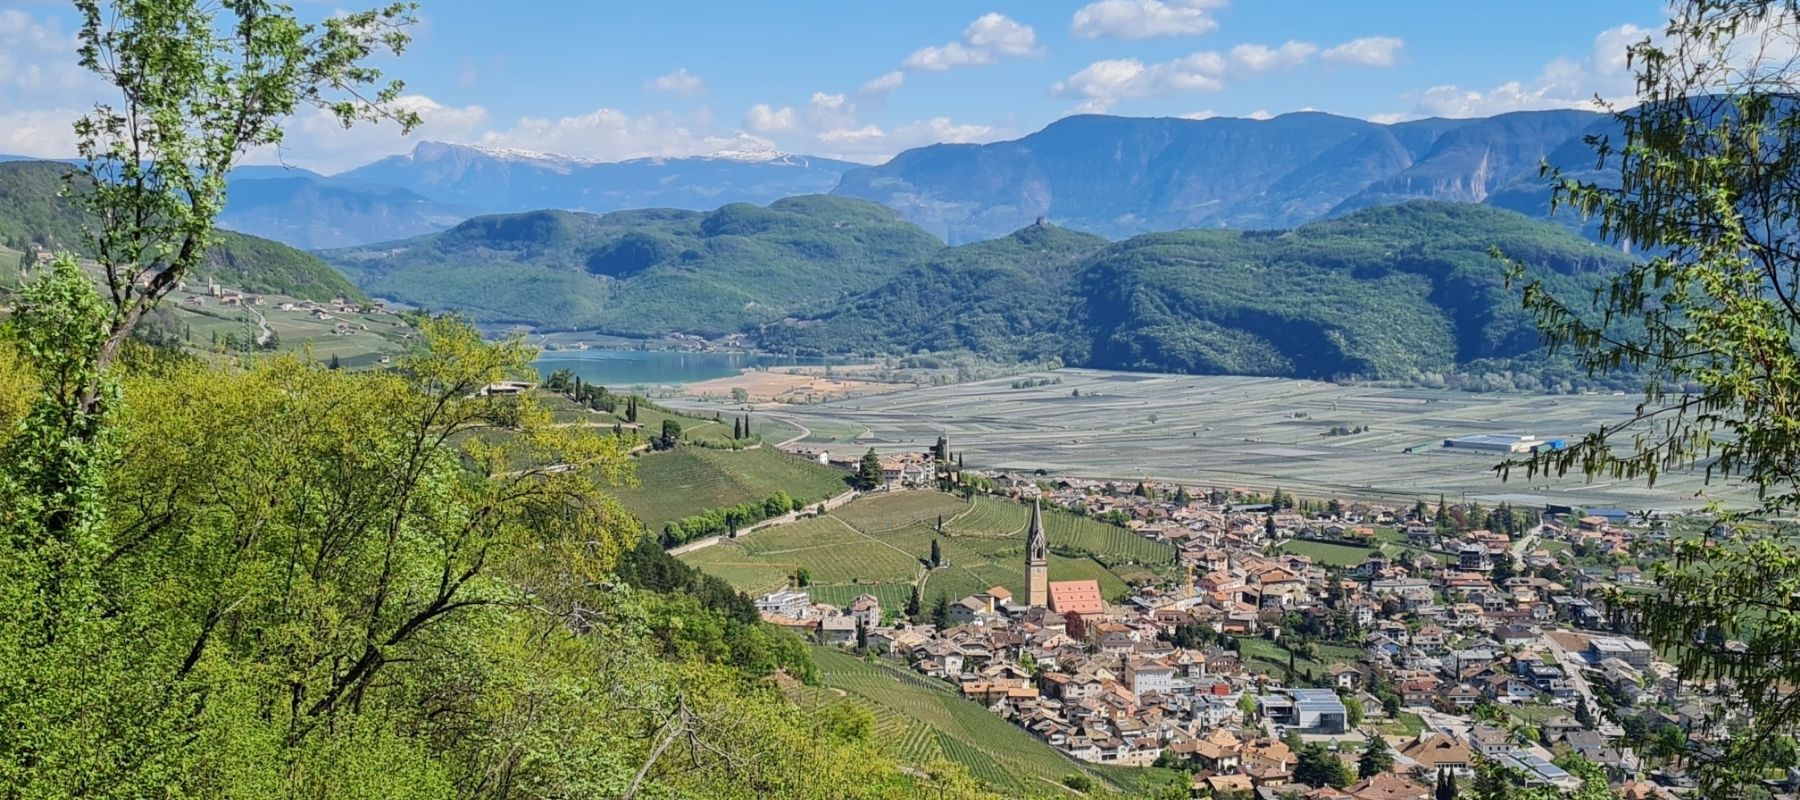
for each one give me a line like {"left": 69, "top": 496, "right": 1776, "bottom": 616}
{"left": 894, "top": 117, "right": 996, "bottom": 143}
{"left": 1229, "top": 41, "right": 1317, "bottom": 73}
{"left": 963, "top": 13, "right": 1040, "bottom": 57}
{"left": 479, "top": 108, "right": 772, "bottom": 164}
{"left": 816, "top": 124, "right": 885, "bottom": 144}
{"left": 645, "top": 67, "right": 705, "bottom": 96}
{"left": 1393, "top": 24, "right": 1649, "bottom": 119}
{"left": 902, "top": 13, "right": 1040, "bottom": 72}
{"left": 245, "top": 94, "right": 491, "bottom": 172}
{"left": 1245, "top": 109, "right": 1273, "bottom": 120}
{"left": 745, "top": 103, "right": 799, "bottom": 134}
{"left": 1071, "top": 0, "right": 1224, "bottom": 40}
{"left": 1055, "top": 34, "right": 1396, "bottom": 112}
{"left": 860, "top": 70, "right": 905, "bottom": 96}
{"left": 1177, "top": 110, "right": 1218, "bottom": 120}
{"left": 0, "top": 108, "right": 81, "bottom": 157}
{"left": 804, "top": 115, "right": 1005, "bottom": 161}
{"left": 1321, "top": 36, "right": 1404, "bottom": 67}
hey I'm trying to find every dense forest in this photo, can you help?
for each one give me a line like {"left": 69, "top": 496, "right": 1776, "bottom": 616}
{"left": 321, "top": 195, "right": 943, "bottom": 334}
{"left": 763, "top": 202, "right": 1635, "bottom": 385}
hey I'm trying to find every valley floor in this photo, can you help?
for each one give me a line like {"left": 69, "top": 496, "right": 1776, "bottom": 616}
{"left": 675, "top": 369, "right": 1739, "bottom": 513}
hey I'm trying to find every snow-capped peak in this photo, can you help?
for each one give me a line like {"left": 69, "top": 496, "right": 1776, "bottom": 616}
{"left": 703, "top": 146, "right": 791, "bottom": 163}
{"left": 411, "top": 140, "right": 596, "bottom": 168}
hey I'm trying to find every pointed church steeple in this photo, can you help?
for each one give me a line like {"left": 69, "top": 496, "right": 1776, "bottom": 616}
{"left": 1026, "top": 496, "right": 1048, "bottom": 607}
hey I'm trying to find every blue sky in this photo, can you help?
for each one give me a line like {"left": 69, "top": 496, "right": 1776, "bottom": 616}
{"left": 0, "top": 1, "right": 1664, "bottom": 171}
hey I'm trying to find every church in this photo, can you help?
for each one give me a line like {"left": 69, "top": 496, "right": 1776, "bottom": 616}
{"left": 1025, "top": 496, "right": 1104, "bottom": 619}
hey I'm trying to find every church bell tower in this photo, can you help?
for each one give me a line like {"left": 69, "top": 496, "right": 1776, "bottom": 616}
{"left": 1026, "top": 497, "right": 1048, "bottom": 607}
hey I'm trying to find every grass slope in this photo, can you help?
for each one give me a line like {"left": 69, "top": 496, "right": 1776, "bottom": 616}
{"left": 610, "top": 447, "right": 849, "bottom": 531}
{"left": 679, "top": 491, "right": 1167, "bottom": 612}
{"left": 800, "top": 647, "right": 1128, "bottom": 796}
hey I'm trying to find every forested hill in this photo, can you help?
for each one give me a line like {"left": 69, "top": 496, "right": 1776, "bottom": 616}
{"left": 320, "top": 195, "right": 945, "bottom": 335}
{"left": 757, "top": 221, "right": 1111, "bottom": 364}
{"left": 761, "top": 202, "right": 1634, "bottom": 382}
{"left": 0, "top": 160, "right": 365, "bottom": 302}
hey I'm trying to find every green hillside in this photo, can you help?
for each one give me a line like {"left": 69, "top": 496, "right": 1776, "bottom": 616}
{"left": 759, "top": 222, "right": 1109, "bottom": 362}
{"left": 763, "top": 201, "right": 1631, "bottom": 382}
{"left": 678, "top": 490, "right": 1171, "bottom": 619}
{"left": 321, "top": 195, "right": 944, "bottom": 335}
{"left": 0, "top": 160, "right": 365, "bottom": 302}
{"left": 609, "top": 446, "right": 850, "bottom": 531}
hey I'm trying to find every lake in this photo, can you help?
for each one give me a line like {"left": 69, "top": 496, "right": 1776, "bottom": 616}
{"left": 532, "top": 348, "right": 837, "bottom": 386}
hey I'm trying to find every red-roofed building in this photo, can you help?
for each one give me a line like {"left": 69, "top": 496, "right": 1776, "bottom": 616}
{"left": 1049, "top": 579, "right": 1105, "bottom": 615}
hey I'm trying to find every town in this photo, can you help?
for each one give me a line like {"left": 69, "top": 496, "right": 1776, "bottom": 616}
{"left": 744, "top": 438, "right": 1725, "bottom": 799}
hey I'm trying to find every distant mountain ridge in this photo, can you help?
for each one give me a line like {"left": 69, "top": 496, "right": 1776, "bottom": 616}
{"left": 339, "top": 141, "right": 861, "bottom": 216}
{"left": 831, "top": 109, "right": 1611, "bottom": 242}
{"left": 7, "top": 110, "right": 1625, "bottom": 250}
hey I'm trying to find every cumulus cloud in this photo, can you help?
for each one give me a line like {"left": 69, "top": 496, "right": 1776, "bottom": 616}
{"left": 244, "top": 94, "right": 491, "bottom": 172}
{"left": 1321, "top": 36, "right": 1404, "bottom": 67}
{"left": 744, "top": 103, "right": 799, "bottom": 134}
{"left": 1054, "top": 34, "right": 1389, "bottom": 112}
{"left": 1229, "top": 41, "right": 1317, "bottom": 73}
{"left": 644, "top": 67, "right": 705, "bottom": 96}
{"left": 1070, "top": 0, "right": 1225, "bottom": 40}
{"left": 902, "top": 13, "right": 1040, "bottom": 72}
{"left": 0, "top": 9, "right": 104, "bottom": 158}
{"left": 860, "top": 70, "right": 905, "bottom": 96}
{"left": 478, "top": 108, "right": 773, "bottom": 164}
{"left": 805, "top": 115, "right": 1004, "bottom": 161}
{"left": 1388, "top": 24, "right": 1649, "bottom": 119}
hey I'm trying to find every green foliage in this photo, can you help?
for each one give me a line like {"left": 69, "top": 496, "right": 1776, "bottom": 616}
{"left": 760, "top": 223, "right": 1108, "bottom": 362}
{"left": 322, "top": 196, "right": 943, "bottom": 335}
{"left": 660, "top": 492, "right": 799, "bottom": 547}
{"left": 1294, "top": 742, "right": 1352, "bottom": 788}
{"left": 1496, "top": 3, "right": 1800, "bottom": 791}
{"left": 765, "top": 201, "right": 1631, "bottom": 385}
{"left": 1357, "top": 735, "right": 1392, "bottom": 778}
{"left": 856, "top": 448, "right": 883, "bottom": 490}
{"left": 69, "top": 0, "right": 416, "bottom": 380}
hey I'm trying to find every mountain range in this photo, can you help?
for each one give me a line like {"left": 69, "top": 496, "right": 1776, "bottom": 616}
{"left": 4, "top": 109, "right": 1620, "bottom": 251}
{"left": 217, "top": 144, "right": 862, "bottom": 248}
{"left": 321, "top": 189, "right": 1630, "bottom": 383}
{"left": 831, "top": 109, "right": 1613, "bottom": 242}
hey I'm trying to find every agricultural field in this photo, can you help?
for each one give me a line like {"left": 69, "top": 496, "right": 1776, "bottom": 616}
{"left": 1043, "top": 507, "right": 1176, "bottom": 568}
{"left": 677, "top": 490, "right": 1156, "bottom": 613}
{"left": 706, "top": 370, "right": 1745, "bottom": 512}
{"left": 608, "top": 446, "right": 849, "bottom": 531}
{"left": 830, "top": 490, "right": 968, "bottom": 533}
{"left": 798, "top": 647, "right": 1172, "bottom": 796}
{"left": 1276, "top": 539, "right": 1385, "bottom": 567}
